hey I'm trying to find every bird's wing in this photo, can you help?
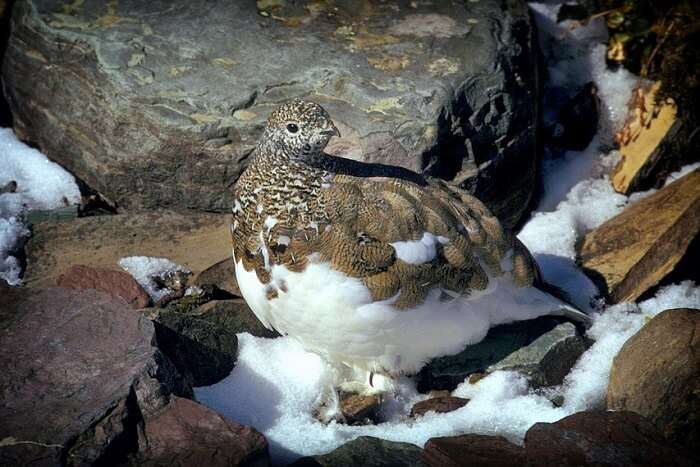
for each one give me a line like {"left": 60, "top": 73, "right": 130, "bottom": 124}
{"left": 260, "top": 174, "right": 540, "bottom": 310}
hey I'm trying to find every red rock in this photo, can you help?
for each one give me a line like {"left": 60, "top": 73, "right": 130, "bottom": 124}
{"left": 411, "top": 396, "right": 469, "bottom": 417}
{"left": 524, "top": 411, "right": 697, "bottom": 467}
{"left": 139, "top": 396, "right": 270, "bottom": 467}
{"left": 423, "top": 434, "right": 524, "bottom": 467}
{"left": 57, "top": 264, "right": 150, "bottom": 308}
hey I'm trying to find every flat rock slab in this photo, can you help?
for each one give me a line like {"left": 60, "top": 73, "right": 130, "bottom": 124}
{"left": 2, "top": 0, "right": 539, "bottom": 228}
{"left": 292, "top": 436, "right": 427, "bottom": 467}
{"left": 411, "top": 396, "right": 469, "bottom": 418}
{"left": 423, "top": 434, "right": 524, "bottom": 467}
{"left": 488, "top": 322, "right": 588, "bottom": 388}
{"left": 579, "top": 169, "right": 700, "bottom": 303}
{"left": 0, "top": 287, "right": 189, "bottom": 466}
{"left": 417, "top": 317, "right": 564, "bottom": 392}
{"left": 24, "top": 210, "right": 230, "bottom": 288}
{"left": 138, "top": 396, "right": 270, "bottom": 467}
{"left": 607, "top": 308, "right": 700, "bottom": 451}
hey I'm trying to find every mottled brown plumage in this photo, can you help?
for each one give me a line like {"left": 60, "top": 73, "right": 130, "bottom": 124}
{"left": 231, "top": 99, "right": 539, "bottom": 310}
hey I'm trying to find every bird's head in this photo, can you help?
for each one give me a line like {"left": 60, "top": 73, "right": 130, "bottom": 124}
{"left": 262, "top": 99, "right": 340, "bottom": 159}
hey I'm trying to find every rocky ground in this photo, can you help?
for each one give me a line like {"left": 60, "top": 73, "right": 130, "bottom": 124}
{"left": 1, "top": 0, "right": 699, "bottom": 466}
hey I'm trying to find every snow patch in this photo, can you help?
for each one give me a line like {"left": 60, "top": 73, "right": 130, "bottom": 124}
{"left": 0, "top": 128, "right": 81, "bottom": 285}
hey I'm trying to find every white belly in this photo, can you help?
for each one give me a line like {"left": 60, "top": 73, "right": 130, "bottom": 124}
{"left": 234, "top": 256, "right": 560, "bottom": 375}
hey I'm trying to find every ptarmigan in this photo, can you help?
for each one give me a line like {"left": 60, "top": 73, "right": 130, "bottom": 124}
{"left": 231, "top": 99, "right": 589, "bottom": 413}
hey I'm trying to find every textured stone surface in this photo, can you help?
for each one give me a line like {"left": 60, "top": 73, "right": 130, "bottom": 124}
{"left": 411, "top": 396, "right": 469, "bottom": 418}
{"left": 417, "top": 317, "right": 563, "bottom": 392}
{"left": 488, "top": 322, "right": 588, "bottom": 388}
{"left": 339, "top": 392, "right": 382, "bottom": 425}
{"left": 194, "top": 257, "right": 241, "bottom": 297}
{"left": 57, "top": 263, "right": 151, "bottom": 308}
{"left": 524, "top": 411, "right": 697, "bottom": 467}
{"left": 0, "top": 287, "right": 189, "bottom": 466}
{"left": 23, "top": 210, "right": 230, "bottom": 288}
{"left": 292, "top": 436, "right": 427, "bottom": 467}
{"left": 2, "top": 0, "right": 540, "bottom": 228}
{"left": 151, "top": 299, "right": 278, "bottom": 387}
{"left": 423, "top": 434, "right": 524, "bottom": 467}
{"left": 607, "top": 308, "right": 700, "bottom": 451}
{"left": 138, "top": 396, "right": 270, "bottom": 467}
{"left": 579, "top": 169, "right": 700, "bottom": 303}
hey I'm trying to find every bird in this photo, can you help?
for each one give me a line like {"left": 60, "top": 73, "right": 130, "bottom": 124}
{"left": 230, "top": 99, "right": 590, "bottom": 417}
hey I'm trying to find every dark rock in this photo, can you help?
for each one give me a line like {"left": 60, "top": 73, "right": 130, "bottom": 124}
{"left": 339, "top": 392, "right": 382, "bottom": 425}
{"left": 0, "top": 287, "right": 190, "bottom": 466}
{"left": 57, "top": 263, "right": 151, "bottom": 308}
{"left": 547, "top": 82, "right": 599, "bottom": 151}
{"left": 195, "top": 257, "right": 241, "bottom": 297}
{"left": 411, "top": 396, "right": 469, "bottom": 418}
{"left": 488, "top": 322, "right": 588, "bottom": 388}
{"left": 524, "top": 411, "right": 697, "bottom": 467}
{"left": 23, "top": 210, "right": 230, "bottom": 288}
{"left": 579, "top": 169, "right": 700, "bottom": 303}
{"left": 292, "top": 436, "right": 427, "bottom": 467}
{"left": 607, "top": 308, "right": 700, "bottom": 451}
{"left": 151, "top": 299, "right": 278, "bottom": 387}
{"left": 423, "top": 434, "right": 524, "bottom": 467}
{"left": 0, "top": 179, "right": 17, "bottom": 194}
{"left": 2, "top": 0, "right": 540, "bottom": 228}
{"left": 138, "top": 396, "right": 270, "bottom": 467}
{"left": 417, "top": 317, "right": 562, "bottom": 392}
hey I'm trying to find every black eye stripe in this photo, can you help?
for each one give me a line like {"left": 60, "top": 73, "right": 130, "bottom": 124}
{"left": 287, "top": 123, "right": 299, "bottom": 133}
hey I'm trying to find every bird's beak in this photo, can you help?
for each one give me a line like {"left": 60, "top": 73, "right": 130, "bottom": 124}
{"left": 320, "top": 124, "right": 341, "bottom": 138}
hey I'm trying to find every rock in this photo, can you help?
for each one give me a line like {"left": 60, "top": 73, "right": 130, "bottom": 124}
{"left": 579, "top": 169, "right": 700, "bottom": 302}
{"left": 2, "top": 0, "right": 540, "bottom": 228}
{"left": 138, "top": 396, "right": 270, "bottom": 467}
{"left": 151, "top": 299, "right": 278, "bottom": 387}
{"left": 417, "top": 317, "right": 564, "bottom": 392}
{"left": 23, "top": 210, "right": 230, "bottom": 288}
{"left": 411, "top": 396, "right": 469, "bottom": 418}
{"left": 0, "top": 287, "right": 190, "bottom": 466}
{"left": 488, "top": 322, "right": 588, "bottom": 388}
{"left": 57, "top": 263, "right": 151, "bottom": 308}
{"left": 524, "top": 411, "right": 697, "bottom": 467}
{"left": 339, "top": 392, "right": 382, "bottom": 425}
{"left": 607, "top": 308, "right": 700, "bottom": 451}
{"left": 0, "top": 179, "right": 17, "bottom": 194}
{"left": 195, "top": 257, "right": 241, "bottom": 297}
{"left": 547, "top": 82, "right": 599, "bottom": 151}
{"left": 292, "top": 436, "right": 427, "bottom": 467}
{"left": 423, "top": 434, "right": 524, "bottom": 467}
{"left": 612, "top": 81, "right": 689, "bottom": 195}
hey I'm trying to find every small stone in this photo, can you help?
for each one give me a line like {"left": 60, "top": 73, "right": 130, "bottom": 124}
{"left": 292, "top": 436, "right": 427, "bottom": 466}
{"left": 607, "top": 308, "right": 700, "bottom": 451}
{"left": 339, "top": 392, "right": 382, "bottom": 425}
{"left": 0, "top": 179, "right": 17, "bottom": 194}
{"left": 467, "top": 373, "right": 485, "bottom": 384}
{"left": 410, "top": 396, "right": 469, "bottom": 417}
{"left": 138, "top": 396, "right": 270, "bottom": 467}
{"left": 56, "top": 264, "right": 151, "bottom": 308}
{"left": 423, "top": 434, "right": 524, "bottom": 467}
{"left": 195, "top": 257, "right": 241, "bottom": 297}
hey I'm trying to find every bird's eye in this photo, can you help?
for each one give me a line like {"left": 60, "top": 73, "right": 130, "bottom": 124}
{"left": 286, "top": 123, "right": 299, "bottom": 133}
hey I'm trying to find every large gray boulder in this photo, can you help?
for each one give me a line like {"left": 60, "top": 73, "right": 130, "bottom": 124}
{"left": 2, "top": 0, "right": 539, "bottom": 228}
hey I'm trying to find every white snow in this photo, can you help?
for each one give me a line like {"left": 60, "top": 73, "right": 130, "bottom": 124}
{"left": 195, "top": 3, "right": 700, "bottom": 464}
{"left": 118, "top": 256, "right": 190, "bottom": 301}
{"left": 0, "top": 128, "right": 81, "bottom": 285}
